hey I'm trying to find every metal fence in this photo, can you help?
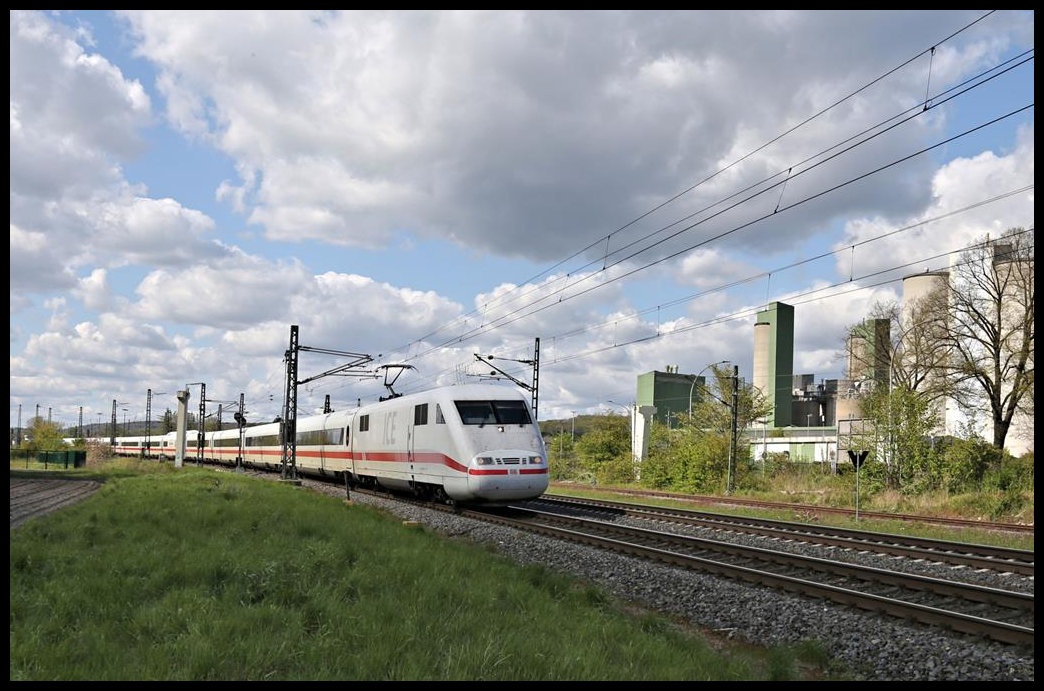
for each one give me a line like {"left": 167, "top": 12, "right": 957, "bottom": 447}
{"left": 9, "top": 449, "right": 87, "bottom": 469}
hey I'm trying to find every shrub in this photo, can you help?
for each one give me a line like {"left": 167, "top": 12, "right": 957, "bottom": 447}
{"left": 943, "top": 435, "right": 1002, "bottom": 493}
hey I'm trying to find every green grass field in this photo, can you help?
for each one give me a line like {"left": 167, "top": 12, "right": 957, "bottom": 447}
{"left": 10, "top": 464, "right": 842, "bottom": 681}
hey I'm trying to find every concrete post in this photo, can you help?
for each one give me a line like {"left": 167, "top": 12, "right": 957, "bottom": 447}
{"left": 633, "top": 405, "right": 658, "bottom": 480}
{"left": 174, "top": 390, "right": 190, "bottom": 468}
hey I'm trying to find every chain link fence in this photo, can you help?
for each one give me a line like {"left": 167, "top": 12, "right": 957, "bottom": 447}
{"left": 9, "top": 449, "right": 87, "bottom": 470}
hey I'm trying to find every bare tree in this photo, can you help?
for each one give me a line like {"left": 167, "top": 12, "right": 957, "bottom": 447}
{"left": 946, "top": 227, "right": 1034, "bottom": 450}
{"left": 844, "top": 296, "right": 958, "bottom": 405}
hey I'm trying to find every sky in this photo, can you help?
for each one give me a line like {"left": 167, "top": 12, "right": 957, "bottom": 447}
{"left": 9, "top": 10, "right": 1035, "bottom": 432}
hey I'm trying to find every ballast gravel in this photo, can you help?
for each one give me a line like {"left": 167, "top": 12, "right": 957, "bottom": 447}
{"left": 301, "top": 477, "right": 1034, "bottom": 681}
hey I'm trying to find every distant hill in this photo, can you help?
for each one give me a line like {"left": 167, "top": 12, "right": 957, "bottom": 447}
{"left": 538, "top": 412, "right": 627, "bottom": 440}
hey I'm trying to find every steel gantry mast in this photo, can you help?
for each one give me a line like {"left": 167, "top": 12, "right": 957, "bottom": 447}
{"left": 197, "top": 382, "right": 206, "bottom": 466}
{"left": 280, "top": 324, "right": 374, "bottom": 481}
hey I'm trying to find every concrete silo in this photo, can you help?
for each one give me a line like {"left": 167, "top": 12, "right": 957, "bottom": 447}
{"left": 752, "top": 301, "right": 793, "bottom": 428}
{"left": 901, "top": 269, "right": 950, "bottom": 436}
{"left": 901, "top": 270, "right": 949, "bottom": 328}
{"left": 846, "top": 318, "right": 890, "bottom": 386}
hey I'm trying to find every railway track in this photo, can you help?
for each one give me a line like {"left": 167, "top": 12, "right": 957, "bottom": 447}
{"left": 551, "top": 484, "right": 1035, "bottom": 535}
{"left": 529, "top": 495, "right": 1035, "bottom": 579}
{"left": 463, "top": 503, "right": 1034, "bottom": 648}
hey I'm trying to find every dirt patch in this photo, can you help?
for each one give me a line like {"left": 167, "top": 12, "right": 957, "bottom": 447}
{"left": 9, "top": 476, "right": 103, "bottom": 529}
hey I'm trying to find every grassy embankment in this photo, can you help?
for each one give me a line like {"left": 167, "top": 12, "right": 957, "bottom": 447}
{"left": 11, "top": 461, "right": 841, "bottom": 681}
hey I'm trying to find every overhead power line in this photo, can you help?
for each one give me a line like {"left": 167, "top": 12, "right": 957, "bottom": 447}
{"left": 402, "top": 103, "right": 1033, "bottom": 361}
{"left": 393, "top": 10, "right": 1003, "bottom": 353}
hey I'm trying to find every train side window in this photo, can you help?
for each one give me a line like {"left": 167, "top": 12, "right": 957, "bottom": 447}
{"left": 345, "top": 426, "right": 350, "bottom": 445}
{"left": 435, "top": 404, "right": 445, "bottom": 424}
{"left": 360, "top": 415, "right": 369, "bottom": 432}
{"left": 414, "top": 403, "right": 428, "bottom": 426}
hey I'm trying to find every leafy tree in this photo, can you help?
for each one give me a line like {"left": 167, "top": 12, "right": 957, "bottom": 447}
{"left": 942, "top": 432, "right": 1002, "bottom": 494}
{"left": 642, "top": 364, "right": 770, "bottom": 494}
{"left": 856, "top": 383, "right": 942, "bottom": 491}
{"left": 22, "top": 416, "right": 67, "bottom": 453}
{"left": 638, "top": 421, "right": 679, "bottom": 489}
{"left": 575, "top": 415, "right": 632, "bottom": 484}
{"left": 546, "top": 431, "right": 579, "bottom": 481}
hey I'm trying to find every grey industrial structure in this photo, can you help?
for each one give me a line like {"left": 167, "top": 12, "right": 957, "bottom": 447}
{"left": 628, "top": 239, "right": 1032, "bottom": 466}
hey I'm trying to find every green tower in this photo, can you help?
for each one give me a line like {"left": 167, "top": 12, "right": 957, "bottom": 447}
{"left": 752, "top": 301, "right": 793, "bottom": 427}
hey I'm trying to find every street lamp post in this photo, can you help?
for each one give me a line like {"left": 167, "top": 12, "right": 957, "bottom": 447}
{"left": 725, "top": 364, "right": 739, "bottom": 495}
{"left": 689, "top": 360, "right": 730, "bottom": 421}
{"left": 606, "top": 400, "right": 634, "bottom": 464}
{"left": 145, "top": 390, "right": 168, "bottom": 459}
{"left": 685, "top": 361, "right": 739, "bottom": 495}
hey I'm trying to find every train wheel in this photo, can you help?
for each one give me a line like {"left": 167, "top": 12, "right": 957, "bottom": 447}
{"left": 434, "top": 487, "right": 458, "bottom": 509}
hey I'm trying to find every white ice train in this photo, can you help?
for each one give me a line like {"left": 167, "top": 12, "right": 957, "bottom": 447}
{"left": 82, "top": 383, "right": 549, "bottom": 505}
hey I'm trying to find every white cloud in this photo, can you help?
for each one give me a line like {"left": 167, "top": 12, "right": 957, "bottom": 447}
{"left": 73, "top": 269, "right": 112, "bottom": 311}
{"left": 676, "top": 248, "right": 760, "bottom": 289}
{"left": 10, "top": 224, "right": 79, "bottom": 296}
{"left": 132, "top": 248, "right": 312, "bottom": 328}
{"left": 834, "top": 126, "right": 1034, "bottom": 280}
{"left": 87, "top": 196, "right": 225, "bottom": 268}
{"left": 10, "top": 10, "right": 149, "bottom": 200}
{"left": 10, "top": 11, "right": 225, "bottom": 303}
{"left": 118, "top": 10, "right": 1033, "bottom": 262}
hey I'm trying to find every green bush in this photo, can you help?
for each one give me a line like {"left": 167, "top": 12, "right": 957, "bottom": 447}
{"left": 943, "top": 435, "right": 1002, "bottom": 493}
{"left": 987, "top": 452, "right": 1034, "bottom": 493}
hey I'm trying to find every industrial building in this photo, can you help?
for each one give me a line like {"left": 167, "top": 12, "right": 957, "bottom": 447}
{"left": 629, "top": 235, "right": 1032, "bottom": 468}
{"left": 635, "top": 367, "right": 705, "bottom": 427}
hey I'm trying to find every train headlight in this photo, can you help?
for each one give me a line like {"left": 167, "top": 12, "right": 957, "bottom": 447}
{"left": 476, "top": 456, "right": 493, "bottom": 466}
{"left": 528, "top": 455, "right": 542, "bottom": 465}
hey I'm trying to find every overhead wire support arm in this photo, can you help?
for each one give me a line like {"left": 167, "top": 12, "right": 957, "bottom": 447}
{"left": 475, "top": 353, "right": 532, "bottom": 389}
{"left": 297, "top": 352, "right": 375, "bottom": 386}
{"left": 280, "top": 325, "right": 374, "bottom": 482}
{"left": 473, "top": 336, "right": 541, "bottom": 419}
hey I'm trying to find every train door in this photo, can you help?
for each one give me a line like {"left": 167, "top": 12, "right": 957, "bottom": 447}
{"left": 407, "top": 409, "right": 416, "bottom": 483}
{"left": 347, "top": 423, "right": 355, "bottom": 477}
{"left": 405, "top": 400, "right": 425, "bottom": 486}
{"left": 319, "top": 427, "right": 326, "bottom": 473}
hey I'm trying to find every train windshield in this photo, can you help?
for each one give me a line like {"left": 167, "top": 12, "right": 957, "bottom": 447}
{"left": 454, "top": 400, "right": 531, "bottom": 426}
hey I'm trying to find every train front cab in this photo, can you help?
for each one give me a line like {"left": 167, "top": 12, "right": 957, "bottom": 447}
{"left": 450, "top": 395, "right": 549, "bottom": 503}
{"left": 466, "top": 448, "right": 549, "bottom": 502}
